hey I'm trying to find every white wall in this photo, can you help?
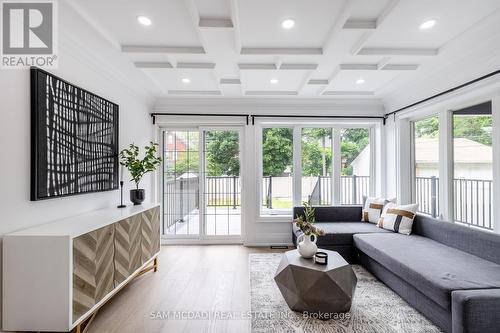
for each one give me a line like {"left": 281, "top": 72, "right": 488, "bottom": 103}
{"left": 0, "top": 2, "right": 155, "bottom": 328}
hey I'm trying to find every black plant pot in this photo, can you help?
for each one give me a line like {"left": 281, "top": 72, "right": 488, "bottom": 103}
{"left": 130, "top": 189, "right": 145, "bottom": 205}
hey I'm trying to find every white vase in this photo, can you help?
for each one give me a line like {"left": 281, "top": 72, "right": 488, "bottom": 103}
{"left": 297, "top": 234, "right": 318, "bottom": 259}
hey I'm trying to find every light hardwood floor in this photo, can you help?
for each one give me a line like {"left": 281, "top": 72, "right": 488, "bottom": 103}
{"left": 89, "top": 245, "right": 286, "bottom": 333}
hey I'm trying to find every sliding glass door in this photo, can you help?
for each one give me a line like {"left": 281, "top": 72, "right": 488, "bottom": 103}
{"left": 162, "top": 128, "right": 242, "bottom": 239}
{"left": 203, "top": 129, "right": 242, "bottom": 236}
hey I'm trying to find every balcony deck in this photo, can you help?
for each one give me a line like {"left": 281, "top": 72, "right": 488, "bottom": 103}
{"left": 164, "top": 206, "right": 242, "bottom": 236}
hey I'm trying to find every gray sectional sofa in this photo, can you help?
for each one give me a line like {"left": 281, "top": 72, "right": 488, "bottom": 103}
{"left": 292, "top": 205, "right": 500, "bottom": 333}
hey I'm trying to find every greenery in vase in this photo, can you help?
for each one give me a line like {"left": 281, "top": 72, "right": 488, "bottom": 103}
{"left": 119, "top": 142, "right": 162, "bottom": 189}
{"left": 294, "top": 202, "right": 325, "bottom": 237}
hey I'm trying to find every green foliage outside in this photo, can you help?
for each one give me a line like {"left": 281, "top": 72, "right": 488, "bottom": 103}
{"left": 415, "top": 115, "right": 492, "bottom": 146}
{"left": 301, "top": 128, "right": 332, "bottom": 177}
{"left": 168, "top": 131, "right": 240, "bottom": 176}
{"left": 167, "top": 127, "right": 370, "bottom": 178}
{"left": 262, "top": 128, "right": 294, "bottom": 176}
{"left": 341, "top": 129, "right": 369, "bottom": 176}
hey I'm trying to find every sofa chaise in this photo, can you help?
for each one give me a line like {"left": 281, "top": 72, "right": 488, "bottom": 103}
{"left": 292, "top": 205, "right": 500, "bottom": 333}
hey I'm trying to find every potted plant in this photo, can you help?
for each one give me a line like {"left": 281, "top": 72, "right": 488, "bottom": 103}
{"left": 294, "top": 202, "right": 325, "bottom": 258}
{"left": 119, "top": 142, "right": 162, "bottom": 205}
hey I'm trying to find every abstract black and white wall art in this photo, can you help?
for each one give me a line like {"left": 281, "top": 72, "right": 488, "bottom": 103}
{"left": 31, "top": 68, "right": 119, "bottom": 201}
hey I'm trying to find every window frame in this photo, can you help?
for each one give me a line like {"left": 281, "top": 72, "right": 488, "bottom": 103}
{"left": 399, "top": 95, "right": 500, "bottom": 233}
{"left": 255, "top": 119, "right": 378, "bottom": 220}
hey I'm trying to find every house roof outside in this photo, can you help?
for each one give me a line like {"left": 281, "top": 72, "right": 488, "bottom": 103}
{"left": 416, "top": 138, "right": 492, "bottom": 164}
{"left": 351, "top": 137, "right": 492, "bottom": 169}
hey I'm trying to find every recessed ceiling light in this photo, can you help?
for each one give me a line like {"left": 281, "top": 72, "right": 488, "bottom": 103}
{"left": 181, "top": 77, "right": 191, "bottom": 84}
{"left": 356, "top": 78, "right": 365, "bottom": 85}
{"left": 419, "top": 19, "right": 436, "bottom": 30}
{"left": 281, "top": 19, "right": 295, "bottom": 29}
{"left": 270, "top": 78, "right": 279, "bottom": 84}
{"left": 137, "top": 16, "right": 152, "bottom": 26}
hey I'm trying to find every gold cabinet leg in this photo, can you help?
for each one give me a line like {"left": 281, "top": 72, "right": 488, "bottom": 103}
{"left": 153, "top": 257, "right": 158, "bottom": 272}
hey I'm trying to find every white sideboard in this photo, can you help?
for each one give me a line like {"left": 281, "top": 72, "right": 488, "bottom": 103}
{"left": 3, "top": 203, "right": 160, "bottom": 332}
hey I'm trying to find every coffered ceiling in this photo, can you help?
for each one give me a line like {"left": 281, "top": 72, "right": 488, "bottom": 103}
{"left": 69, "top": 0, "right": 500, "bottom": 100}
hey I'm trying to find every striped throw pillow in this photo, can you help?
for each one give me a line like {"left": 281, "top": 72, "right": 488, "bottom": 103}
{"left": 362, "top": 197, "right": 388, "bottom": 223}
{"left": 377, "top": 203, "right": 418, "bottom": 235}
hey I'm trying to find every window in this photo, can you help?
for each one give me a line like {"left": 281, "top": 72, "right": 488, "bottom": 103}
{"left": 261, "top": 128, "right": 293, "bottom": 214}
{"left": 301, "top": 128, "right": 332, "bottom": 205}
{"left": 453, "top": 102, "right": 493, "bottom": 229}
{"left": 413, "top": 116, "right": 440, "bottom": 217}
{"left": 259, "top": 124, "right": 374, "bottom": 216}
{"left": 340, "top": 128, "right": 370, "bottom": 204}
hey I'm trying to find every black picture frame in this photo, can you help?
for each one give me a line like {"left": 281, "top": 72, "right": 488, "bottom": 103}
{"left": 30, "top": 67, "right": 119, "bottom": 201}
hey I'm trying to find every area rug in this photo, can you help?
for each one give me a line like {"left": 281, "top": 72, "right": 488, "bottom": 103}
{"left": 249, "top": 253, "right": 442, "bottom": 333}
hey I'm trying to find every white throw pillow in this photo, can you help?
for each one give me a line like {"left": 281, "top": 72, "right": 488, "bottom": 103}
{"left": 377, "top": 203, "right": 418, "bottom": 235}
{"left": 362, "top": 197, "right": 388, "bottom": 223}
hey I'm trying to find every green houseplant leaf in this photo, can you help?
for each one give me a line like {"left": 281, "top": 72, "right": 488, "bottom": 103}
{"left": 119, "top": 142, "right": 162, "bottom": 189}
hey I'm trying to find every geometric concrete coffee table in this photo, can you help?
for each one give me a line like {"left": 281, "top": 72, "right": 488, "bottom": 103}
{"left": 274, "top": 249, "right": 357, "bottom": 315}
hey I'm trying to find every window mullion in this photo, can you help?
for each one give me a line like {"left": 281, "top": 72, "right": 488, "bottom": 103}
{"left": 292, "top": 126, "right": 302, "bottom": 207}
{"left": 332, "top": 128, "right": 341, "bottom": 205}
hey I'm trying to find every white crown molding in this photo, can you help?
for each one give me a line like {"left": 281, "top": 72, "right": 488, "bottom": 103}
{"left": 358, "top": 48, "right": 439, "bottom": 56}
{"left": 199, "top": 17, "right": 234, "bottom": 28}
{"left": 241, "top": 48, "right": 323, "bottom": 55}
{"left": 121, "top": 45, "right": 206, "bottom": 54}
{"left": 134, "top": 62, "right": 173, "bottom": 69}
{"left": 153, "top": 97, "right": 386, "bottom": 115}
{"left": 343, "top": 19, "right": 377, "bottom": 29}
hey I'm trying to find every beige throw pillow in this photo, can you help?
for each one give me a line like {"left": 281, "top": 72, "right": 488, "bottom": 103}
{"left": 377, "top": 203, "right": 418, "bottom": 235}
{"left": 362, "top": 197, "right": 387, "bottom": 223}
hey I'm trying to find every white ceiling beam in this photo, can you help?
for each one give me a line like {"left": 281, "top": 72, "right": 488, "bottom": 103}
{"left": 381, "top": 64, "right": 420, "bottom": 70}
{"left": 220, "top": 78, "right": 241, "bottom": 84}
{"left": 241, "top": 48, "right": 323, "bottom": 55}
{"left": 121, "top": 45, "right": 205, "bottom": 54}
{"left": 350, "top": 0, "right": 400, "bottom": 55}
{"left": 323, "top": 91, "right": 375, "bottom": 96}
{"left": 317, "top": 66, "right": 341, "bottom": 96}
{"left": 376, "top": 0, "right": 400, "bottom": 26}
{"left": 199, "top": 17, "right": 233, "bottom": 28}
{"left": 358, "top": 48, "right": 439, "bottom": 56}
{"left": 238, "top": 63, "right": 277, "bottom": 70}
{"left": 280, "top": 63, "right": 318, "bottom": 70}
{"left": 343, "top": 19, "right": 377, "bottom": 29}
{"left": 230, "top": 0, "right": 242, "bottom": 53}
{"left": 184, "top": 0, "right": 224, "bottom": 94}
{"left": 351, "top": 31, "right": 373, "bottom": 55}
{"left": 297, "top": 70, "right": 316, "bottom": 96}
{"left": 134, "top": 62, "right": 173, "bottom": 69}
{"left": 308, "top": 79, "right": 330, "bottom": 85}
{"left": 177, "top": 62, "right": 216, "bottom": 69}
{"left": 168, "top": 90, "right": 222, "bottom": 95}
{"left": 340, "top": 64, "right": 378, "bottom": 70}
{"left": 322, "top": 0, "right": 354, "bottom": 53}
{"left": 377, "top": 57, "right": 391, "bottom": 70}
{"left": 245, "top": 91, "right": 298, "bottom": 96}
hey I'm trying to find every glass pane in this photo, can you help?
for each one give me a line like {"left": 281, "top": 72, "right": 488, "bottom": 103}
{"left": 163, "top": 130, "right": 200, "bottom": 236}
{"left": 340, "top": 128, "right": 370, "bottom": 204}
{"left": 261, "top": 128, "right": 293, "bottom": 214}
{"left": 453, "top": 104, "right": 493, "bottom": 229}
{"left": 204, "top": 130, "right": 241, "bottom": 236}
{"left": 414, "top": 116, "right": 440, "bottom": 217}
{"left": 301, "top": 128, "right": 332, "bottom": 205}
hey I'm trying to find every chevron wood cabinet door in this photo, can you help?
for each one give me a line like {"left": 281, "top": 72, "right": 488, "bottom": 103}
{"left": 3, "top": 203, "right": 160, "bottom": 332}
{"left": 141, "top": 206, "right": 161, "bottom": 264}
{"left": 73, "top": 224, "right": 115, "bottom": 322}
{"left": 114, "top": 213, "right": 142, "bottom": 286}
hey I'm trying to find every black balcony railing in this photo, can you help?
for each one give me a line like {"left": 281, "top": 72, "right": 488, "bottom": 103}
{"left": 260, "top": 175, "right": 369, "bottom": 208}
{"left": 415, "top": 176, "right": 493, "bottom": 230}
